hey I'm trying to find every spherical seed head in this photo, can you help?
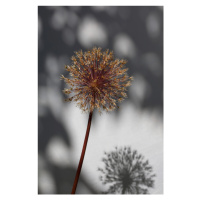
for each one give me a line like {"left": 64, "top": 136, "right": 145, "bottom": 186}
{"left": 61, "top": 47, "right": 133, "bottom": 113}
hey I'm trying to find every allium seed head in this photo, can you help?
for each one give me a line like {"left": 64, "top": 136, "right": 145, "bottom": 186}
{"left": 61, "top": 47, "right": 133, "bottom": 113}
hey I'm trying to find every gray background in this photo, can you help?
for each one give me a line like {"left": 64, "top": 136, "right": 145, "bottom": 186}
{"left": 38, "top": 6, "right": 163, "bottom": 194}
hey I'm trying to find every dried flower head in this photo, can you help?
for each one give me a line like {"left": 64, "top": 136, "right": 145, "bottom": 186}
{"left": 61, "top": 47, "right": 133, "bottom": 113}
{"left": 98, "top": 147, "right": 156, "bottom": 194}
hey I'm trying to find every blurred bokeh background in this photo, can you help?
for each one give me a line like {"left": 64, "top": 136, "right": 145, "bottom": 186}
{"left": 38, "top": 6, "right": 163, "bottom": 194}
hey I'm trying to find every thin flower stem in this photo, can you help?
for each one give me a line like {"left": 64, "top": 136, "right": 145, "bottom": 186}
{"left": 71, "top": 111, "right": 93, "bottom": 194}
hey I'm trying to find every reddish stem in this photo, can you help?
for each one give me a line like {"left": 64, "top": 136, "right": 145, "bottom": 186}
{"left": 71, "top": 111, "right": 93, "bottom": 194}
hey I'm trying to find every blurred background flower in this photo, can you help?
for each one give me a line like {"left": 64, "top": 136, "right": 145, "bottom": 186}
{"left": 98, "top": 146, "right": 155, "bottom": 194}
{"left": 38, "top": 6, "right": 163, "bottom": 194}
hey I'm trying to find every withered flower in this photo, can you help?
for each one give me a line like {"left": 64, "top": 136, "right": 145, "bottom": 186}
{"left": 61, "top": 47, "right": 133, "bottom": 113}
{"left": 98, "top": 147, "right": 155, "bottom": 194}
{"left": 61, "top": 47, "right": 133, "bottom": 194}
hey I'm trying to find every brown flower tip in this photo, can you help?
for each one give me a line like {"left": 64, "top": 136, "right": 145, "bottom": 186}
{"left": 61, "top": 47, "right": 133, "bottom": 113}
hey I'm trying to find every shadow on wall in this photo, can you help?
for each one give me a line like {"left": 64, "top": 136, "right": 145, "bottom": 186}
{"left": 38, "top": 108, "right": 98, "bottom": 194}
{"left": 98, "top": 146, "right": 155, "bottom": 194}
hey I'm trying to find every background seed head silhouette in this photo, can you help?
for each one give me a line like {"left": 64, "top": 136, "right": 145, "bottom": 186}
{"left": 61, "top": 47, "right": 133, "bottom": 113}
{"left": 98, "top": 146, "right": 156, "bottom": 194}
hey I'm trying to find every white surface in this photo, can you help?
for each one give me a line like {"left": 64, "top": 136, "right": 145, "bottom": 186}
{"left": 63, "top": 102, "right": 163, "bottom": 193}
